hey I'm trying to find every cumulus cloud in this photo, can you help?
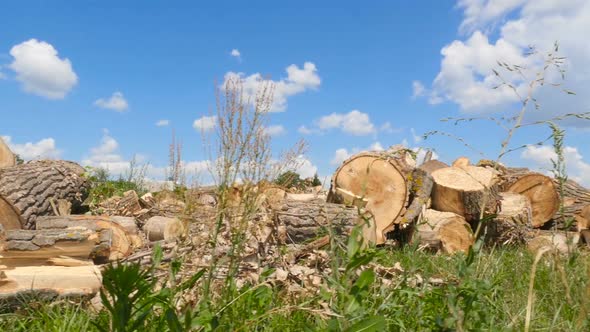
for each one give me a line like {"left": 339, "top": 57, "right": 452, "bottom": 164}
{"left": 230, "top": 49, "right": 241, "bottom": 60}
{"left": 264, "top": 125, "right": 286, "bottom": 137}
{"left": 223, "top": 62, "right": 320, "bottom": 112}
{"left": 94, "top": 92, "right": 129, "bottom": 112}
{"left": 156, "top": 119, "right": 170, "bottom": 127}
{"left": 9, "top": 39, "right": 78, "bottom": 99}
{"left": 412, "top": 80, "right": 426, "bottom": 99}
{"left": 331, "top": 148, "right": 351, "bottom": 165}
{"left": 297, "top": 125, "right": 314, "bottom": 135}
{"left": 193, "top": 115, "right": 217, "bottom": 132}
{"left": 1, "top": 136, "right": 61, "bottom": 160}
{"left": 316, "top": 110, "right": 376, "bottom": 136}
{"left": 420, "top": 0, "right": 590, "bottom": 119}
{"left": 81, "top": 131, "right": 130, "bottom": 175}
{"left": 293, "top": 155, "right": 318, "bottom": 178}
{"left": 521, "top": 144, "right": 590, "bottom": 186}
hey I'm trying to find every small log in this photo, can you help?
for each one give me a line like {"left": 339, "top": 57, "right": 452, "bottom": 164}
{"left": 431, "top": 165, "right": 500, "bottom": 221}
{"left": 502, "top": 169, "right": 558, "bottom": 228}
{"left": 273, "top": 199, "right": 371, "bottom": 244}
{"left": 99, "top": 190, "right": 142, "bottom": 217}
{"left": 0, "top": 137, "right": 15, "bottom": 168}
{"left": 328, "top": 148, "right": 413, "bottom": 244}
{"left": 486, "top": 192, "right": 533, "bottom": 245}
{"left": 36, "top": 215, "right": 135, "bottom": 261}
{"left": 411, "top": 209, "right": 474, "bottom": 254}
{"left": 143, "top": 216, "right": 185, "bottom": 242}
{"left": 0, "top": 228, "right": 112, "bottom": 266}
{"left": 527, "top": 230, "right": 580, "bottom": 255}
{"left": 0, "top": 160, "right": 89, "bottom": 230}
{"left": 0, "top": 265, "right": 102, "bottom": 308}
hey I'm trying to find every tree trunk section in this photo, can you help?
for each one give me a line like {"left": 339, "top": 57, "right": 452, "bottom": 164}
{"left": 411, "top": 209, "right": 474, "bottom": 254}
{"left": 0, "top": 228, "right": 110, "bottom": 266}
{"left": 486, "top": 192, "right": 533, "bottom": 245}
{"left": 328, "top": 149, "right": 413, "bottom": 244}
{"left": 431, "top": 165, "right": 500, "bottom": 221}
{"left": 35, "top": 215, "right": 136, "bottom": 261}
{"left": 502, "top": 169, "right": 558, "bottom": 228}
{"left": 273, "top": 199, "right": 373, "bottom": 244}
{"left": 143, "top": 216, "right": 185, "bottom": 242}
{"left": 0, "top": 265, "right": 102, "bottom": 309}
{"left": 0, "top": 160, "right": 90, "bottom": 230}
{"left": 551, "top": 179, "right": 590, "bottom": 230}
{"left": 0, "top": 138, "right": 15, "bottom": 168}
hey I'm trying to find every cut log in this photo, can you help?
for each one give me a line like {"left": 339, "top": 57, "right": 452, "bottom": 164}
{"left": 273, "top": 199, "right": 374, "bottom": 244}
{"left": 527, "top": 230, "right": 580, "bottom": 255}
{"left": 418, "top": 160, "right": 449, "bottom": 175}
{"left": 0, "top": 160, "right": 90, "bottom": 230}
{"left": 0, "top": 265, "right": 102, "bottom": 308}
{"left": 411, "top": 209, "right": 474, "bottom": 254}
{"left": 98, "top": 190, "right": 142, "bottom": 216}
{"left": 328, "top": 149, "right": 413, "bottom": 244}
{"left": 431, "top": 165, "right": 500, "bottom": 221}
{"left": 486, "top": 192, "right": 533, "bottom": 245}
{"left": 0, "top": 228, "right": 111, "bottom": 266}
{"left": 36, "top": 215, "right": 135, "bottom": 261}
{"left": 451, "top": 157, "right": 470, "bottom": 168}
{"left": 143, "top": 216, "right": 185, "bottom": 242}
{"left": 111, "top": 216, "right": 144, "bottom": 249}
{"left": 0, "top": 137, "right": 15, "bottom": 168}
{"left": 551, "top": 179, "right": 590, "bottom": 229}
{"left": 502, "top": 169, "right": 558, "bottom": 228}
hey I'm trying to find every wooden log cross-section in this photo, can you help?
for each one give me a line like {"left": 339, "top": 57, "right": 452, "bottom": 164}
{"left": 411, "top": 209, "right": 474, "bottom": 254}
{"left": 0, "top": 160, "right": 90, "bottom": 230}
{"left": 327, "top": 149, "right": 415, "bottom": 244}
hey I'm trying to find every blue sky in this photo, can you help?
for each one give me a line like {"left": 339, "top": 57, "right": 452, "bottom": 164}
{"left": 1, "top": 1, "right": 589, "bottom": 185}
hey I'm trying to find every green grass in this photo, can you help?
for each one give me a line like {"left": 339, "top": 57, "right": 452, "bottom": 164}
{"left": 2, "top": 246, "right": 588, "bottom": 331}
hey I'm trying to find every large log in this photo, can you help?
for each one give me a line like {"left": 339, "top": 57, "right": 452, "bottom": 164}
{"left": 551, "top": 179, "right": 590, "bottom": 229}
{"left": 35, "top": 215, "right": 137, "bottom": 261}
{"left": 273, "top": 199, "right": 373, "bottom": 244}
{"left": 0, "top": 160, "right": 90, "bottom": 230}
{"left": 328, "top": 148, "right": 413, "bottom": 244}
{"left": 0, "top": 228, "right": 109, "bottom": 266}
{"left": 0, "top": 137, "right": 15, "bottom": 168}
{"left": 411, "top": 209, "right": 474, "bottom": 254}
{"left": 431, "top": 165, "right": 500, "bottom": 221}
{"left": 486, "top": 192, "right": 533, "bottom": 245}
{"left": 501, "top": 169, "right": 558, "bottom": 228}
{"left": 0, "top": 265, "right": 102, "bottom": 309}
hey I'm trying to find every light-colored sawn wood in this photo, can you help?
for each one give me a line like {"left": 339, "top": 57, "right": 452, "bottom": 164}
{"left": 412, "top": 209, "right": 474, "bottom": 254}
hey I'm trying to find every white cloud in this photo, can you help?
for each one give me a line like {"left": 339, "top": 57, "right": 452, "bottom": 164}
{"left": 81, "top": 131, "right": 129, "bottom": 175}
{"left": 411, "top": 128, "right": 423, "bottom": 143}
{"left": 317, "top": 110, "right": 376, "bottom": 136}
{"left": 156, "top": 119, "right": 170, "bottom": 127}
{"left": 412, "top": 80, "right": 426, "bottom": 99}
{"left": 9, "top": 39, "right": 78, "bottom": 99}
{"left": 298, "top": 125, "right": 314, "bottom": 135}
{"left": 1, "top": 136, "right": 61, "bottom": 160}
{"left": 331, "top": 148, "right": 351, "bottom": 165}
{"left": 294, "top": 155, "right": 318, "bottom": 179}
{"left": 230, "top": 49, "right": 241, "bottom": 60}
{"left": 193, "top": 115, "right": 217, "bottom": 132}
{"left": 94, "top": 92, "right": 129, "bottom": 112}
{"left": 521, "top": 144, "right": 590, "bottom": 186}
{"left": 369, "top": 141, "right": 384, "bottom": 151}
{"left": 264, "top": 125, "right": 286, "bottom": 137}
{"left": 423, "top": 0, "right": 590, "bottom": 119}
{"left": 223, "top": 62, "right": 320, "bottom": 112}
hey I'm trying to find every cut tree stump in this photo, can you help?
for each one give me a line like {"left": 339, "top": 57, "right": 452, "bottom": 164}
{"left": 431, "top": 165, "right": 500, "bottom": 221}
{"left": 0, "top": 160, "right": 89, "bottom": 230}
{"left": 551, "top": 179, "right": 590, "bottom": 229}
{"left": 143, "top": 216, "right": 185, "bottom": 242}
{"left": 0, "top": 265, "right": 102, "bottom": 308}
{"left": 327, "top": 149, "right": 413, "bottom": 244}
{"left": 0, "top": 228, "right": 110, "bottom": 266}
{"left": 0, "top": 137, "right": 15, "bottom": 168}
{"left": 487, "top": 192, "right": 533, "bottom": 245}
{"left": 36, "top": 215, "right": 136, "bottom": 261}
{"left": 411, "top": 209, "right": 474, "bottom": 254}
{"left": 502, "top": 169, "right": 558, "bottom": 228}
{"left": 273, "top": 199, "right": 374, "bottom": 244}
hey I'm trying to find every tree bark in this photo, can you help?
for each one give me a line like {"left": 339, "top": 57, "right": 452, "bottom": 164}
{"left": 411, "top": 209, "right": 474, "bottom": 254}
{"left": 0, "top": 160, "right": 90, "bottom": 230}
{"left": 486, "top": 192, "right": 534, "bottom": 245}
{"left": 551, "top": 179, "right": 590, "bottom": 230}
{"left": 35, "top": 215, "right": 137, "bottom": 261}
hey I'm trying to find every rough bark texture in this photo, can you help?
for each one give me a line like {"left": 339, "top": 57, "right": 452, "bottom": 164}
{"left": 399, "top": 168, "right": 434, "bottom": 224}
{"left": 431, "top": 166, "right": 500, "bottom": 221}
{"left": 0, "top": 228, "right": 111, "bottom": 266}
{"left": 412, "top": 209, "right": 474, "bottom": 254}
{"left": 0, "top": 160, "right": 90, "bottom": 230}
{"left": 35, "top": 215, "right": 136, "bottom": 261}
{"left": 98, "top": 190, "right": 143, "bottom": 217}
{"left": 0, "top": 265, "right": 102, "bottom": 309}
{"left": 328, "top": 148, "right": 413, "bottom": 244}
{"left": 502, "top": 169, "right": 558, "bottom": 228}
{"left": 551, "top": 179, "right": 590, "bottom": 230}
{"left": 273, "top": 199, "right": 370, "bottom": 244}
{"left": 0, "top": 138, "right": 15, "bottom": 168}
{"left": 487, "top": 192, "right": 533, "bottom": 245}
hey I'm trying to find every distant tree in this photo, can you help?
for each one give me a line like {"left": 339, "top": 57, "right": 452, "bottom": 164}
{"left": 311, "top": 173, "right": 322, "bottom": 186}
{"left": 275, "top": 171, "right": 303, "bottom": 189}
{"left": 15, "top": 154, "right": 24, "bottom": 165}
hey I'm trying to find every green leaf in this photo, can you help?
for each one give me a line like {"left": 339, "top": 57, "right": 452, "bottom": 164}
{"left": 345, "top": 316, "right": 386, "bottom": 332}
